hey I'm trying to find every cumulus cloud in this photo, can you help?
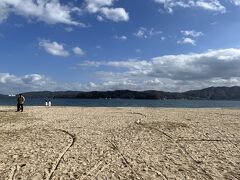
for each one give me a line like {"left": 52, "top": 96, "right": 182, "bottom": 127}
{"left": 84, "top": 0, "right": 129, "bottom": 22}
{"left": 73, "top": 47, "right": 85, "bottom": 56}
{"left": 0, "top": 0, "right": 130, "bottom": 25}
{"left": 78, "top": 59, "right": 152, "bottom": 71}
{"left": 181, "top": 30, "right": 203, "bottom": 37}
{"left": 0, "top": 72, "right": 138, "bottom": 94}
{"left": 2, "top": 48, "right": 240, "bottom": 94}
{"left": 39, "top": 40, "right": 69, "bottom": 57}
{"left": 0, "top": 73, "right": 55, "bottom": 94}
{"left": 178, "top": 30, "right": 203, "bottom": 46}
{"left": 0, "top": 0, "right": 85, "bottom": 26}
{"left": 134, "top": 27, "right": 162, "bottom": 39}
{"left": 115, "top": 35, "right": 127, "bottom": 41}
{"left": 0, "top": 73, "right": 106, "bottom": 94}
{"left": 78, "top": 60, "right": 102, "bottom": 67}
{"left": 177, "top": 37, "right": 196, "bottom": 45}
{"left": 97, "top": 15, "right": 104, "bottom": 21}
{"left": 85, "top": 0, "right": 114, "bottom": 13}
{"left": 231, "top": 0, "right": 240, "bottom": 5}
{"left": 64, "top": 27, "right": 74, "bottom": 32}
{"left": 100, "top": 7, "right": 129, "bottom": 22}
{"left": 150, "top": 48, "right": 240, "bottom": 80}
{"left": 155, "top": 0, "right": 226, "bottom": 13}
{"left": 0, "top": 6, "right": 8, "bottom": 23}
{"left": 77, "top": 48, "right": 240, "bottom": 91}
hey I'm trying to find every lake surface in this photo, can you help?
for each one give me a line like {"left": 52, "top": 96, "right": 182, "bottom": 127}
{"left": 1, "top": 98, "right": 240, "bottom": 108}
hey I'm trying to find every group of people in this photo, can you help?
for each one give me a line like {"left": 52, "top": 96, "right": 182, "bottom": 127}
{"left": 45, "top": 99, "right": 52, "bottom": 106}
{"left": 16, "top": 94, "right": 52, "bottom": 112}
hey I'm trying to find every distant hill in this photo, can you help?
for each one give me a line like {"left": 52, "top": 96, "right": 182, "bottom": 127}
{"left": 183, "top": 86, "right": 240, "bottom": 100}
{"left": 1, "top": 86, "right": 240, "bottom": 100}
{"left": 22, "top": 91, "right": 81, "bottom": 98}
{"left": 0, "top": 94, "right": 8, "bottom": 98}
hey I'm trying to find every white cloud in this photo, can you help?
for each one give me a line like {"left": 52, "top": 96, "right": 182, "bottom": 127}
{"left": 100, "top": 7, "right": 129, "bottom": 22}
{"left": 76, "top": 48, "right": 240, "bottom": 91}
{"left": 78, "top": 60, "right": 102, "bottom": 67}
{"left": 232, "top": 0, "right": 240, "bottom": 5}
{"left": 78, "top": 59, "right": 152, "bottom": 71}
{"left": 177, "top": 37, "right": 196, "bottom": 45}
{"left": 85, "top": 0, "right": 114, "bottom": 13}
{"left": 115, "top": 35, "right": 127, "bottom": 41}
{"left": 154, "top": 0, "right": 226, "bottom": 13}
{"left": 84, "top": 0, "right": 129, "bottom": 22}
{"left": 0, "top": 0, "right": 85, "bottom": 26}
{"left": 181, "top": 30, "right": 203, "bottom": 37}
{"left": 0, "top": 72, "right": 107, "bottom": 94}
{"left": 64, "top": 27, "right": 74, "bottom": 32}
{"left": 0, "top": 72, "right": 136, "bottom": 94}
{"left": 0, "top": 73, "right": 55, "bottom": 94}
{"left": 195, "top": 1, "right": 226, "bottom": 12}
{"left": 97, "top": 15, "right": 104, "bottom": 21}
{"left": 134, "top": 28, "right": 147, "bottom": 39}
{"left": 161, "top": 37, "right": 166, "bottom": 40}
{"left": 39, "top": 40, "right": 69, "bottom": 57}
{"left": 73, "top": 47, "right": 85, "bottom": 56}
{"left": 0, "top": 0, "right": 130, "bottom": 25}
{"left": 0, "top": 5, "right": 8, "bottom": 23}
{"left": 134, "top": 27, "right": 162, "bottom": 39}
{"left": 178, "top": 30, "right": 203, "bottom": 45}
{"left": 108, "top": 60, "right": 152, "bottom": 71}
{"left": 2, "top": 48, "right": 240, "bottom": 93}
{"left": 150, "top": 48, "right": 240, "bottom": 80}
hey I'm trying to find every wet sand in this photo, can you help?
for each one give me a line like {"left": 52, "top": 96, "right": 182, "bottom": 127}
{"left": 0, "top": 106, "right": 239, "bottom": 179}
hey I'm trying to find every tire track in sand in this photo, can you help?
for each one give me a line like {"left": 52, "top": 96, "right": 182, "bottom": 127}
{"left": 132, "top": 111, "right": 214, "bottom": 180}
{"left": 45, "top": 129, "right": 76, "bottom": 180}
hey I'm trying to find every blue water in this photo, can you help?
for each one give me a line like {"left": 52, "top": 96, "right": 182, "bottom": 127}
{"left": 1, "top": 98, "right": 240, "bottom": 108}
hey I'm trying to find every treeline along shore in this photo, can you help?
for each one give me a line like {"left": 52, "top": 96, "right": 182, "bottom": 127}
{"left": 1, "top": 86, "right": 240, "bottom": 100}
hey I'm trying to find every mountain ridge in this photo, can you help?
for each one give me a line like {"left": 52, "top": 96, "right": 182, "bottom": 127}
{"left": 1, "top": 86, "right": 240, "bottom": 100}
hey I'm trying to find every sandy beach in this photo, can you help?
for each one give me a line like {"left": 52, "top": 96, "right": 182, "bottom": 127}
{"left": 0, "top": 106, "right": 239, "bottom": 179}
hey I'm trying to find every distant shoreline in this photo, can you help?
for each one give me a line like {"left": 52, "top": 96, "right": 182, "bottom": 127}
{"left": 1, "top": 99, "right": 240, "bottom": 108}
{"left": 1, "top": 86, "right": 240, "bottom": 100}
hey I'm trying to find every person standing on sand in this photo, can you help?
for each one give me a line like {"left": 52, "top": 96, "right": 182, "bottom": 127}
{"left": 45, "top": 99, "right": 48, "bottom": 106}
{"left": 17, "top": 94, "right": 25, "bottom": 112}
{"left": 48, "top": 99, "right": 52, "bottom": 106}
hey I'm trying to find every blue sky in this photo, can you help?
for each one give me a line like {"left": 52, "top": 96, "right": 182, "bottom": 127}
{"left": 1, "top": 0, "right": 240, "bottom": 94}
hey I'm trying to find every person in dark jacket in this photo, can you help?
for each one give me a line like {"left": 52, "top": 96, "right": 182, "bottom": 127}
{"left": 17, "top": 94, "right": 25, "bottom": 112}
